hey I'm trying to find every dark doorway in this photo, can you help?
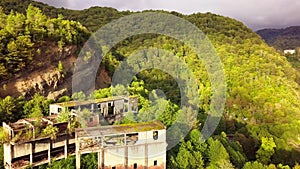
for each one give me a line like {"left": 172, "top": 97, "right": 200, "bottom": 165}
{"left": 108, "top": 103, "right": 114, "bottom": 115}
{"left": 134, "top": 163, "right": 137, "bottom": 169}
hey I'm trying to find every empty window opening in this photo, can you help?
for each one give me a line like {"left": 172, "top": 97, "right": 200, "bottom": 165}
{"left": 126, "top": 133, "right": 138, "bottom": 145}
{"left": 112, "top": 167, "right": 116, "bottom": 169}
{"left": 12, "top": 155, "right": 30, "bottom": 167}
{"left": 89, "top": 117, "right": 93, "bottom": 122}
{"left": 108, "top": 104, "right": 114, "bottom": 115}
{"left": 153, "top": 131, "right": 158, "bottom": 140}
{"left": 33, "top": 150, "right": 48, "bottom": 163}
{"left": 154, "top": 160, "right": 158, "bottom": 166}
{"left": 50, "top": 147, "right": 64, "bottom": 158}
{"left": 58, "top": 107, "right": 62, "bottom": 113}
{"left": 67, "top": 144, "right": 76, "bottom": 154}
{"left": 134, "top": 163, "right": 137, "bottom": 169}
{"left": 105, "top": 135, "right": 124, "bottom": 146}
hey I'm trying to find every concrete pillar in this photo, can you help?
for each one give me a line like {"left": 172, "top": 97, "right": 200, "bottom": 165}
{"left": 48, "top": 149, "right": 51, "bottom": 163}
{"left": 4, "top": 143, "right": 12, "bottom": 169}
{"left": 104, "top": 103, "right": 108, "bottom": 117}
{"left": 97, "top": 151, "right": 101, "bottom": 169}
{"left": 144, "top": 144, "right": 148, "bottom": 169}
{"left": 101, "top": 149, "right": 105, "bottom": 169}
{"left": 124, "top": 134, "right": 127, "bottom": 145}
{"left": 48, "top": 140, "right": 52, "bottom": 163}
{"left": 125, "top": 146, "right": 128, "bottom": 169}
{"left": 113, "top": 102, "right": 116, "bottom": 115}
{"left": 124, "top": 134, "right": 127, "bottom": 169}
{"left": 64, "top": 137, "right": 68, "bottom": 159}
{"left": 91, "top": 104, "right": 94, "bottom": 111}
{"left": 30, "top": 143, "right": 33, "bottom": 165}
{"left": 76, "top": 138, "right": 80, "bottom": 169}
{"left": 76, "top": 152, "right": 81, "bottom": 169}
{"left": 10, "top": 144, "right": 13, "bottom": 168}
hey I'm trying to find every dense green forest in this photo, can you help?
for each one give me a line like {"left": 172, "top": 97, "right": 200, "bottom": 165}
{"left": 0, "top": 4, "right": 89, "bottom": 81}
{"left": 0, "top": 1, "right": 300, "bottom": 169}
{"left": 257, "top": 26, "right": 300, "bottom": 86}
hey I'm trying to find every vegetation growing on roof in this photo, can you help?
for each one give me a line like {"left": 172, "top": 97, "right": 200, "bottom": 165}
{"left": 115, "top": 120, "right": 165, "bottom": 132}
{"left": 42, "top": 125, "right": 58, "bottom": 140}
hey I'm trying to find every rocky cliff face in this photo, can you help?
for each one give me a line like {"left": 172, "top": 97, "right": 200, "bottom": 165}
{"left": 0, "top": 67, "right": 66, "bottom": 99}
{"left": 14, "top": 68, "right": 63, "bottom": 97}
{"left": 0, "top": 42, "right": 111, "bottom": 100}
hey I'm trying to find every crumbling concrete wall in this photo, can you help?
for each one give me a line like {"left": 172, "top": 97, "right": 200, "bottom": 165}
{"left": 3, "top": 144, "right": 12, "bottom": 166}
{"left": 49, "top": 104, "right": 63, "bottom": 115}
{"left": 13, "top": 143, "right": 31, "bottom": 158}
{"left": 35, "top": 143, "right": 49, "bottom": 153}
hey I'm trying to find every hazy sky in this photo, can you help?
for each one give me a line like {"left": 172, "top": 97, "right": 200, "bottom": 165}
{"left": 35, "top": 0, "right": 300, "bottom": 30}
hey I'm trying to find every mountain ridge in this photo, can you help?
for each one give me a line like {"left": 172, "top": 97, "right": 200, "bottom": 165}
{"left": 257, "top": 26, "right": 300, "bottom": 50}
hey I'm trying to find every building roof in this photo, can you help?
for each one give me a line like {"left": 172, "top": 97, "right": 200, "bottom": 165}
{"left": 75, "top": 120, "right": 166, "bottom": 137}
{"left": 7, "top": 114, "right": 59, "bottom": 131}
{"left": 52, "top": 95, "right": 138, "bottom": 107}
{"left": 2, "top": 114, "right": 69, "bottom": 143}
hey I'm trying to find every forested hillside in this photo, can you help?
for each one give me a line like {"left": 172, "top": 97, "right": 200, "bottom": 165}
{"left": 0, "top": 1, "right": 299, "bottom": 169}
{"left": 0, "top": 5, "right": 89, "bottom": 80}
{"left": 257, "top": 26, "right": 300, "bottom": 50}
{"left": 0, "top": 0, "right": 128, "bottom": 32}
{"left": 257, "top": 26, "right": 300, "bottom": 86}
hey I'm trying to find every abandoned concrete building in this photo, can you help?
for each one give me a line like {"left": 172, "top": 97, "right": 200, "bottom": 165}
{"left": 76, "top": 121, "right": 166, "bottom": 169}
{"left": 3, "top": 115, "right": 75, "bottom": 168}
{"left": 49, "top": 96, "right": 139, "bottom": 126}
{"left": 2, "top": 96, "right": 167, "bottom": 169}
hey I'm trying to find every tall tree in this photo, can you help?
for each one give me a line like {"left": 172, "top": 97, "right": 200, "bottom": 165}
{"left": 256, "top": 137, "right": 276, "bottom": 165}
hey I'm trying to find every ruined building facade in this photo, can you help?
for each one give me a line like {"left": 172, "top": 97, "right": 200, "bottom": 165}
{"left": 76, "top": 121, "right": 166, "bottom": 169}
{"left": 3, "top": 114, "right": 76, "bottom": 168}
{"left": 2, "top": 96, "right": 167, "bottom": 169}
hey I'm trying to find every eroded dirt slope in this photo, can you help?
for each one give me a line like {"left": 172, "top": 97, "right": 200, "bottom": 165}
{"left": 0, "top": 42, "right": 111, "bottom": 99}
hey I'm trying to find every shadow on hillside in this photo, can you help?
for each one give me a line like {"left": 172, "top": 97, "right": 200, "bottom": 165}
{"left": 222, "top": 118, "right": 300, "bottom": 167}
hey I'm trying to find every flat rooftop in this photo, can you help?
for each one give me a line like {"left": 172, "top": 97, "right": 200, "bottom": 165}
{"left": 7, "top": 114, "right": 59, "bottom": 131}
{"left": 52, "top": 95, "right": 138, "bottom": 107}
{"left": 76, "top": 120, "right": 166, "bottom": 137}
